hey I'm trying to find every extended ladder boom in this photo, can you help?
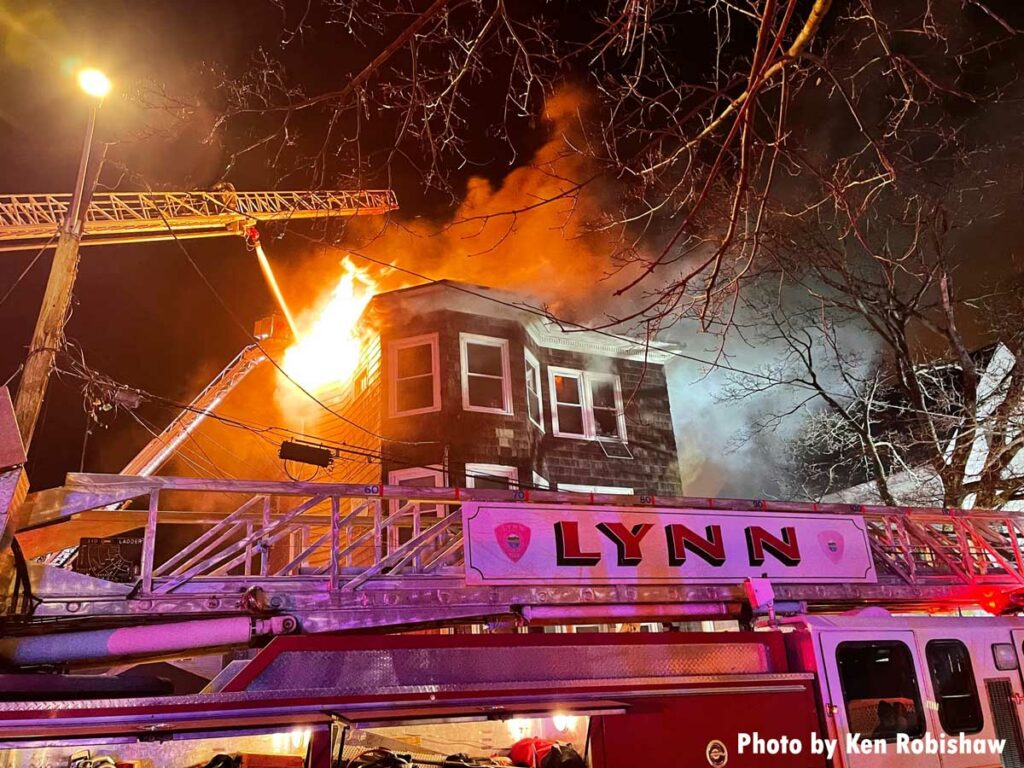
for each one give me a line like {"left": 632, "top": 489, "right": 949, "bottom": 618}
{"left": 15, "top": 475, "right": 1024, "bottom": 632}
{"left": 120, "top": 344, "right": 267, "bottom": 478}
{"left": 0, "top": 189, "right": 398, "bottom": 249}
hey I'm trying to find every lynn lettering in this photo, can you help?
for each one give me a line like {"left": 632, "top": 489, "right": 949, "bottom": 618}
{"left": 553, "top": 521, "right": 801, "bottom": 568}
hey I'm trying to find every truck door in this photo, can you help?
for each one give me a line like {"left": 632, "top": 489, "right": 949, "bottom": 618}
{"left": 818, "top": 630, "right": 940, "bottom": 768}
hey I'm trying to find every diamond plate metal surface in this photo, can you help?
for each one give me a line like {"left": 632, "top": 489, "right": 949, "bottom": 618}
{"left": 246, "top": 641, "right": 769, "bottom": 693}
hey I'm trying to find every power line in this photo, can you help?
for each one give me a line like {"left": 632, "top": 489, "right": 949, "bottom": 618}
{"left": 128, "top": 197, "right": 567, "bottom": 486}
{"left": 101, "top": 179, "right": 964, "bottom": 479}
{"left": 168, "top": 191, "right": 967, "bottom": 429}
{"left": 289, "top": 229, "right": 807, "bottom": 381}
{"left": 55, "top": 354, "right": 555, "bottom": 491}
{"left": 125, "top": 408, "right": 224, "bottom": 479}
{"left": 290, "top": 230, "right": 973, "bottom": 426}
{"left": 0, "top": 234, "right": 57, "bottom": 311}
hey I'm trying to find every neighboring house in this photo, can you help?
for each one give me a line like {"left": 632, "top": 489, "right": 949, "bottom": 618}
{"left": 308, "top": 280, "right": 683, "bottom": 498}
{"left": 825, "top": 342, "right": 1024, "bottom": 510}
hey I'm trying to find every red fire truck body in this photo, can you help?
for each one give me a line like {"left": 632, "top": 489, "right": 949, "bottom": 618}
{"left": 2, "top": 613, "right": 1022, "bottom": 768}
{"left": 589, "top": 671, "right": 822, "bottom": 767}
{"left": 593, "top": 612, "right": 1024, "bottom": 768}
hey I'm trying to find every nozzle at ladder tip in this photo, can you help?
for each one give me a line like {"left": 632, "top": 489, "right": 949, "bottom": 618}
{"left": 252, "top": 239, "right": 300, "bottom": 338}
{"left": 253, "top": 313, "right": 294, "bottom": 347}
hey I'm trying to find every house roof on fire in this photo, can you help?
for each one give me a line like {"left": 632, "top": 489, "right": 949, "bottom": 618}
{"left": 368, "top": 279, "right": 681, "bottom": 365}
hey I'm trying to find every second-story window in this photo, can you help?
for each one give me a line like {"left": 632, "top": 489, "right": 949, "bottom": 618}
{"left": 388, "top": 333, "right": 441, "bottom": 417}
{"left": 552, "top": 369, "right": 586, "bottom": 437}
{"left": 460, "top": 333, "right": 513, "bottom": 415}
{"left": 549, "top": 367, "right": 627, "bottom": 441}
{"left": 524, "top": 349, "right": 544, "bottom": 430}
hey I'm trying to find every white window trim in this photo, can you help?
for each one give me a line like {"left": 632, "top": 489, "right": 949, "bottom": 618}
{"left": 558, "top": 483, "right": 634, "bottom": 495}
{"left": 549, "top": 367, "right": 587, "bottom": 439}
{"left": 387, "top": 333, "right": 441, "bottom": 418}
{"left": 388, "top": 466, "right": 444, "bottom": 486}
{"left": 589, "top": 370, "right": 629, "bottom": 442}
{"left": 524, "top": 348, "right": 545, "bottom": 431}
{"left": 548, "top": 366, "right": 628, "bottom": 442}
{"left": 460, "top": 333, "right": 513, "bottom": 416}
{"left": 387, "top": 466, "right": 445, "bottom": 551}
{"left": 532, "top": 471, "right": 550, "bottom": 490}
{"left": 465, "top": 463, "right": 519, "bottom": 489}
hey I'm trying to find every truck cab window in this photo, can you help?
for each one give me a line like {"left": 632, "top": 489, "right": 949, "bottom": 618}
{"left": 926, "top": 640, "right": 983, "bottom": 735}
{"left": 836, "top": 641, "right": 925, "bottom": 741}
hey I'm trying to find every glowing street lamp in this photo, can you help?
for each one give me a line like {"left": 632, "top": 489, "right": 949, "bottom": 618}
{"left": 13, "top": 66, "right": 114, "bottom": 449}
{"left": 76, "top": 67, "right": 111, "bottom": 99}
{"left": 64, "top": 68, "right": 111, "bottom": 227}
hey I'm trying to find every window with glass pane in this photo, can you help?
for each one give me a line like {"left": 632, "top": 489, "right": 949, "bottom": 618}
{"left": 549, "top": 367, "right": 626, "bottom": 441}
{"left": 525, "top": 353, "right": 543, "bottom": 429}
{"left": 836, "top": 641, "right": 925, "bottom": 741}
{"left": 553, "top": 372, "right": 585, "bottom": 436}
{"left": 462, "top": 335, "right": 511, "bottom": 413}
{"left": 392, "top": 337, "right": 438, "bottom": 415}
{"left": 390, "top": 471, "right": 443, "bottom": 547}
{"left": 466, "top": 463, "right": 518, "bottom": 490}
{"left": 926, "top": 640, "right": 983, "bottom": 734}
{"left": 590, "top": 376, "right": 621, "bottom": 438}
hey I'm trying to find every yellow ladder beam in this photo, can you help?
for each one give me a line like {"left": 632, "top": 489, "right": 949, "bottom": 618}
{"left": 0, "top": 190, "right": 398, "bottom": 246}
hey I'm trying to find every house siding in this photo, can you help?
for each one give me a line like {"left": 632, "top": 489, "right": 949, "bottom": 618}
{"left": 308, "top": 334, "right": 383, "bottom": 486}
{"left": 369, "top": 302, "right": 681, "bottom": 495}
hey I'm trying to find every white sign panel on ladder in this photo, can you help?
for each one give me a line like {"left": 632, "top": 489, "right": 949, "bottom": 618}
{"left": 462, "top": 503, "right": 877, "bottom": 585}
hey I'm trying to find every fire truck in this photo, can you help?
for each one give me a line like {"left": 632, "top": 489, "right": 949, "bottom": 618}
{"left": 0, "top": 611, "right": 1022, "bottom": 768}
{"left": 4, "top": 483, "right": 1024, "bottom": 767}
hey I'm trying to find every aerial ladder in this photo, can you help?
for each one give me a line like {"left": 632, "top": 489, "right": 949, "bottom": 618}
{"left": 38, "top": 336, "right": 282, "bottom": 569}
{"left": 0, "top": 189, "right": 397, "bottom": 250}
{"left": 11, "top": 468, "right": 1024, "bottom": 641}
{"left": 0, "top": 188, "right": 397, "bottom": 592}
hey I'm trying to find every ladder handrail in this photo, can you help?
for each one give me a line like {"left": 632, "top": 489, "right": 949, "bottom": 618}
{"left": 46, "top": 472, "right": 1024, "bottom": 520}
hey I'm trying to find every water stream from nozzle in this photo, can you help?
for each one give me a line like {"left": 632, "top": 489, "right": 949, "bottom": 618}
{"left": 248, "top": 227, "right": 299, "bottom": 337}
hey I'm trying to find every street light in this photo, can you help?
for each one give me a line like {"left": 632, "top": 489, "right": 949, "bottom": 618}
{"left": 12, "top": 67, "right": 113, "bottom": 451}
{"left": 65, "top": 68, "right": 110, "bottom": 232}
{"left": 77, "top": 68, "right": 111, "bottom": 99}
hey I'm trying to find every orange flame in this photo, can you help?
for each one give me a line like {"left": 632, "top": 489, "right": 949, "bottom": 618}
{"left": 282, "top": 258, "right": 377, "bottom": 392}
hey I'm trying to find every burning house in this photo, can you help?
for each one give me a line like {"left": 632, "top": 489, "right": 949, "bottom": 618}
{"left": 297, "top": 279, "right": 683, "bottom": 498}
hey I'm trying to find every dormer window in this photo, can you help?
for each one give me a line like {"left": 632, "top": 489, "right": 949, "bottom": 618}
{"left": 549, "top": 367, "right": 627, "bottom": 441}
{"left": 460, "top": 333, "right": 513, "bottom": 415}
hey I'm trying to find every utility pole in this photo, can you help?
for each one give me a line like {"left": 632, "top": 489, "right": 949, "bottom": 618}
{"left": 13, "top": 70, "right": 109, "bottom": 453}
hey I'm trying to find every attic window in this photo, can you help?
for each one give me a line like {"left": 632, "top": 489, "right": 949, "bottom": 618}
{"left": 388, "top": 334, "right": 441, "bottom": 417}
{"left": 549, "top": 367, "right": 627, "bottom": 442}
{"left": 460, "top": 334, "right": 513, "bottom": 415}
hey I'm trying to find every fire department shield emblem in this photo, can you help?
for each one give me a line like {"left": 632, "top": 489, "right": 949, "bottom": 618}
{"left": 495, "top": 522, "right": 531, "bottom": 563}
{"left": 818, "top": 530, "right": 845, "bottom": 564}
